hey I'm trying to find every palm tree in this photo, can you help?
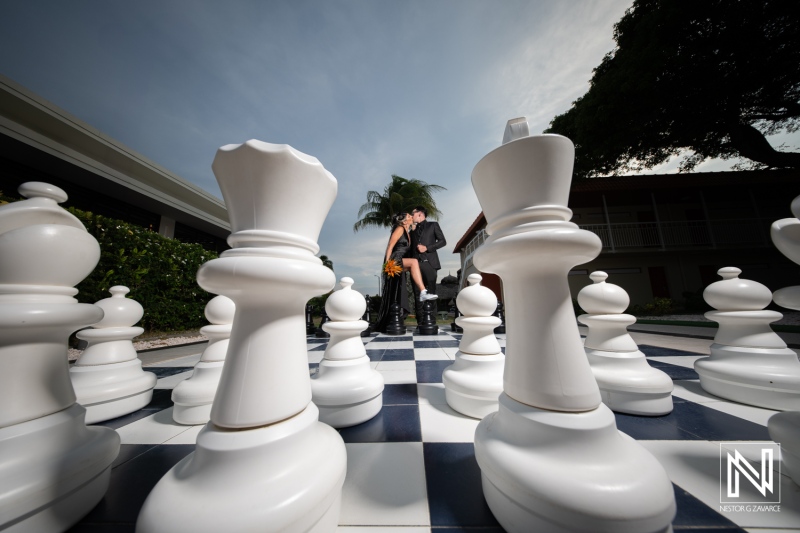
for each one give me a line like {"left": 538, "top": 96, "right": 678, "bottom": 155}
{"left": 353, "top": 175, "right": 446, "bottom": 232}
{"left": 318, "top": 254, "right": 333, "bottom": 271}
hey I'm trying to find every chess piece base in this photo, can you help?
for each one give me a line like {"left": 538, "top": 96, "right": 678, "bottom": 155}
{"left": 136, "top": 402, "right": 347, "bottom": 533}
{"left": 694, "top": 343, "right": 800, "bottom": 411}
{"left": 768, "top": 411, "right": 800, "bottom": 486}
{"left": 311, "top": 355, "right": 384, "bottom": 428}
{"left": 443, "top": 352, "right": 504, "bottom": 419}
{"left": 172, "top": 361, "right": 226, "bottom": 425}
{"left": 70, "top": 358, "right": 157, "bottom": 424}
{"left": 586, "top": 349, "right": 673, "bottom": 416}
{"left": 0, "top": 404, "right": 119, "bottom": 532}
{"left": 416, "top": 324, "right": 438, "bottom": 335}
{"left": 475, "top": 393, "right": 675, "bottom": 533}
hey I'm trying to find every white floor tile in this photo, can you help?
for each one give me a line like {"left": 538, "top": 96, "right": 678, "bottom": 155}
{"left": 375, "top": 361, "right": 416, "bottom": 371}
{"left": 672, "top": 380, "right": 726, "bottom": 404}
{"left": 419, "top": 403, "right": 480, "bottom": 442}
{"left": 413, "top": 347, "right": 450, "bottom": 361}
{"left": 164, "top": 423, "right": 204, "bottom": 444}
{"left": 154, "top": 370, "right": 193, "bottom": 389}
{"left": 374, "top": 341, "right": 414, "bottom": 349}
{"left": 147, "top": 353, "right": 202, "bottom": 367}
{"left": 340, "top": 442, "right": 430, "bottom": 526}
{"left": 379, "top": 369, "right": 418, "bottom": 385}
{"left": 115, "top": 407, "right": 194, "bottom": 444}
{"left": 672, "top": 381, "right": 780, "bottom": 426}
{"left": 442, "top": 347, "right": 459, "bottom": 359}
{"left": 307, "top": 350, "right": 324, "bottom": 364}
{"left": 417, "top": 383, "right": 447, "bottom": 405}
{"left": 337, "top": 528, "right": 430, "bottom": 533}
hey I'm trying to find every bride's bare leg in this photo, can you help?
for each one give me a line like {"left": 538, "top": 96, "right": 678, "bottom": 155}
{"left": 402, "top": 258, "right": 427, "bottom": 292}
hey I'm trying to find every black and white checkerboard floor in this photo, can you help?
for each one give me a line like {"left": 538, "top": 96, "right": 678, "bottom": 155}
{"left": 68, "top": 328, "right": 800, "bottom": 532}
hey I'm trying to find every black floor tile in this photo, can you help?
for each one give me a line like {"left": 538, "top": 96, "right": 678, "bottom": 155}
{"left": 640, "top": 344, "right": 705, "bottom": 357}
{"left": 416, "top": 360, "right": 453, "bottom": 383}
{"left": 145, "top": 367, "right": 189, "bottom": 378}
{"left": 648, "top": 361, "right": 700, "bottom": 380}
{"left": 369, "top": 335, "right": 413, "bottom": 342}
{"left": 111, "top": 444, "right": 157, "bottom": 469}
{"left": 672, "top": 483, "right": 744, "bottom": 529}
{"left": 383, "top": 384, "right": 419, "bottom": 405}
{"left": 424, "top": 443, "right": 501, "bottom": 527}
{"left": 381, "top": 348, "right": 415, "bottom": 361}
{"left": 365, "top": 349, "right": 385, "bottom": 361}
{"left": 93, "top": 390, "right": 175, "bottom": 430}
{"left": 79, "top": 445, "right": 195, "bottom": 525}
{"left": 337, "top": 405, "right": 421, "bottom": 443}
{"left": 615, "top": 412, "right": 702, "bottom": 440}
{"left": 67, "top": 524, "right": 136, "bottom": 533}
{"left": 666, "top": 402, "right": 771, "bottom": 441}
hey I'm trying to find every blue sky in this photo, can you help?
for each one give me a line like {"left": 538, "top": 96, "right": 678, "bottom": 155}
{"left": 2, "top": 1, "right": 793, "bottom": 295}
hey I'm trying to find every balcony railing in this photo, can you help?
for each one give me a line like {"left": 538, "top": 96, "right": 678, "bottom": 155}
{"left": 578, "top": 218, "right": 770, "bottom": 250}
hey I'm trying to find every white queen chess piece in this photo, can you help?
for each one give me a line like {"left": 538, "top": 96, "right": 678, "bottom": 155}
{"left": 172, "top": 294, "right": 235, "bottom": 425}
{"left": 578, "top": 271, "right": 673, "bottom": 415}
{"left": 311, "top": 277, "right": 384, "bottom": 427}
{"left": 0, "top": 182, "right": 120, "bottom": 532}
{"left": 70, "top": 285, "right": 157, "bottom": 423}
{"left": 136, "top": 141, "right": 346, "bottom": 533}
{"left": 765, "top": 195, "right": 800, "bottom": 485}
{"left": 442, "top": 273, "right": 505, "bottom": 418}
{"left": 694, "top": 266, "right": 800, "bottom": 411}
{"left": 470, "top": 122, "right": 675, "bottom": 532}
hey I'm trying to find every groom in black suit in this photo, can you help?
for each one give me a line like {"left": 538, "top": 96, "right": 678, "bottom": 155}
{"left": 410, "top": 206, "right": 447, "bottom": 319}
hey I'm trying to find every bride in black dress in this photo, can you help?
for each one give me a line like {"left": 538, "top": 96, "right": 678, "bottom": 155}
{"left": 374, "top": 212, "right": 437, "bottom": 333}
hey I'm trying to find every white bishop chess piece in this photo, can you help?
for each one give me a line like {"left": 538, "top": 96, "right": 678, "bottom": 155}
{"left": 694, "top": 266, "right": 800, "bottom": 411}
{"left": 470, "top": 120, "right": 675, "bottom": 533}
{"left": 70, "top": 285, "right": 157, "bottom": 423}
{"left": 765, "top": 195, "right": 800, "bottom": 486}
{"left": 0, "top": 182, "right": 119, "bottom": 532}
{"left": 136, "top": 141, "right": 346, "bottom": 533}
{"left": 442, "top": 273, "right": 505, "bottom": 418}
{"left": 172, "top": 295, "right": 235, "bottom": 425}
{"left": 311, "top": 277, "right": 384, "bottom": 427}
{"left": 578, "top": 271, "right": 673, "bottom": 415}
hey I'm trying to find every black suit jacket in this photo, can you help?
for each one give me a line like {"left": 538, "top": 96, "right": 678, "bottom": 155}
{"left": 411, "top": 220, "right": 446, "bottom": 270}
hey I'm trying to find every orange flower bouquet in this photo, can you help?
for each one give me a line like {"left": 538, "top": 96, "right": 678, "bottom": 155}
{"left": 383, "top": 259, "right": 403, "bottom": 277}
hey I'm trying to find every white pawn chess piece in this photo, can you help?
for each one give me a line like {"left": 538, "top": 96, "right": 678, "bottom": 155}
{"left": 136, "top": 141, "right": 346, "bottom": 533}
{"left": 311, "top": 277, "right": 384, "bottom": 427}
{"left": 172, "top": 295, "right": 235, "bottom": 425}
{"left": 470, "top": 123, "right": 675, "bottom": 533}
{"left": 70, "top": 286, "right": 157, "bottom": 423}
{"left": 442, "top": 273, "right": 505, "bottom": 418}
{"left": 578, "top": 271, "right": 673, "bottom": 415}
{"left": 765, "top": 196, "right": 800, "bottom": 485}
{"left": 0, "top": 182, "right": 119, "bottom": 532}
{"left": 694, "top": 266, "right": 800, "bottom": 410}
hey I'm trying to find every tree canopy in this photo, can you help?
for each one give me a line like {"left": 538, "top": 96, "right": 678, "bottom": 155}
{"left": 545, "top": 0, "right": 800, "bottom": 179}
{"left": 353, "top": 175, "right": 446, "bottom": 232}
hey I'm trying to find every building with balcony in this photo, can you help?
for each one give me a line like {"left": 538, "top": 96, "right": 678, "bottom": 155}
{"left": 453, "top": 169, "right": 800, "bottom": 307}
{"left": 0, "top": 74, "right": 230, "bottom": 252}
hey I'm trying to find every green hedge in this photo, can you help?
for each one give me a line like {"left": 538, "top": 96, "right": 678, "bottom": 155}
{"left": 69, "top": 208, "right": 218, "bottom": 332}
{"left": 1, "top": 192, "right": 217, "bottom": 332}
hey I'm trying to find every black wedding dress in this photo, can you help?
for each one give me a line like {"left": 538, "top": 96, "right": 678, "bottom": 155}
{"left": 374, "top": 228, "right": 411, "bottom": 333}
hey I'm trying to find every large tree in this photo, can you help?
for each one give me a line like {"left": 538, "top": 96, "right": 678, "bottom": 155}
{"left": 353, "top": 175, "right": 446, "bottom": 232}
{"left": 546, "top": 0, "right": 800, "bottom": 179}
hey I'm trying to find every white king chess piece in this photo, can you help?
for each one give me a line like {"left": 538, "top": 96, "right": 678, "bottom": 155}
{"left": 136, "top": 141, "right": 346, "bottom": 533}
{"left": 311, "top": 277, "right": 384, "bottom": 427}
{"left": 0, "top": 182, "right": 120, "bottom": 532}
{"left": 694, "top": 266, "right": 800, "bottom": 411}
{"left": 765, "top": 195, "right": 800, "bottom": 485}
{"left": 172, "top": 295, "right": 235, "bottom": 425}
{"left": 578, "top": 271, "right": 673, "bottom": 415}
{"left": 470, "top": 122, "right": 675, "bottom": 533}
{"left": 70, "top": 285, "right": 157, "bottom": 423}
{"left": 442, "top": 273, "right": 505, "bottom": 418}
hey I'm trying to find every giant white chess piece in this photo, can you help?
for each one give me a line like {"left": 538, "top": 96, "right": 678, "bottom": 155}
{"left": 70, "top": 286, "right": 157, "bottom": 423}
{"left": 578, "top": 271, "right": 673, "bottom": 415}
{"left": 172, "top": 295, "right": 235, "bottom": 425}
{"left": 136, "top": 141, "right": 346, "bottom": 533}
{"left": 442, "top": 273, "right": 505, "bottom": 418}
{"left": 470, "top": 123, "right": 675, "bottom": 533}
{"left": 694, "top": 267, "right": 800, "bottom": 411}
{"left": 311, "top": 277, "right": 384, "bottom": 427}
{"left": 0, "top": 182, "right": 120, "bottom": 532}
{"left": 766, "top": 195, "right": 800, "bottom": 485}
